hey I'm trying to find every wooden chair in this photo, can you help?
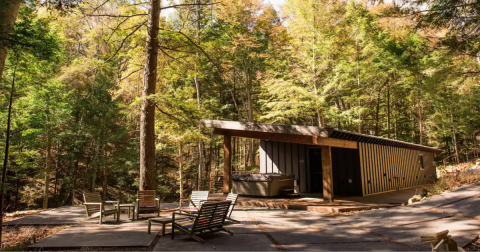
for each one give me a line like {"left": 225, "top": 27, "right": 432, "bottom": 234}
{"left": 172, "top": 201, "right": 233, "bottom": 243}
{"left": 226, "top": 193, "right": 240, "bottom": 223}
{"left": 135, "top": 190, "right": 160, "bottom": 219}
{"left": 83, "top": 192, "right": 120, "bottom": 225}
{"left": 179, "top": 191, "right": 209, "bottom": 213}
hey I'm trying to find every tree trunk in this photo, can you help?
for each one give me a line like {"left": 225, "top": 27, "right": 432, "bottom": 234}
{"left": 54, "top": 163, "right": 58, "bottom": 207}
{"left": 194, "top": 0, "right": 203, "bottom": 190}
{"left": 394, "top": 102, "right": 398, "bottom": 139}
{"left": 445, "top": 136, "right": 451, "bottom": 156}
{"left": 387, "top": 82, "right": 391, "bottom": 139}
{"left": 14, "top": 179, "right": 19, "bottom": 212}
{"left": 178, "top": 142, "right": 183, "bottom": 207}
{"left": 43, "top": 113, "right": 52, "bottom": 209}
{"left": 246, "top": 81, "right": 256, "bottom": 167}
{"left": 102, "top": 144, "right": 107, "bottom": 201}
{"left": 1, "top": 59, "right": 18, "bottom": 245}
{"left": 354, "top": 31, "right": 362, "bottom": 133}
{"left": 140, "top": 0, "right": 161, "bottom": 191}
{"left": 375, "top": 79, "right": 388, "bottom": 136}
{"left": 419, "top": 100, "right": 423, "bottom": 145}
{"left": 451, "top": 111, "right": 460, "bottom": 164}
{"left": 0, "top": 0, "right": 21, "bottom": 84}
{"left": 243, "top": 139, "right": 247, "bottom": 169}
{"left": 375, "top": 91, "right": 381, "bottom": 136}
{"left": 232, "top": 137, "right": 236, "bottom": 171}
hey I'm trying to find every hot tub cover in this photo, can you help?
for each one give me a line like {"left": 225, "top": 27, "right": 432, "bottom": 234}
{"left": 232, "top": 173, "right": 295, "bottom": 182}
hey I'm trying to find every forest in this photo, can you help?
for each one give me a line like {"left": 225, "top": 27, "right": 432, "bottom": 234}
{"left": 1, "top": 0, "right": 479, "bottom": 212}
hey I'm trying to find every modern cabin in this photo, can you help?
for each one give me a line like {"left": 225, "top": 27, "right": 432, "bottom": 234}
{"left": 203, "top": 120, "right": 443, "bottom": 202}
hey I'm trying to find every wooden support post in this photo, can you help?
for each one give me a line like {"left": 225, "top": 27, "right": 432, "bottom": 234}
{"left": 321, "top": 146, "right": 334, "bottom": 203}
{"left": 223, "top": 134, "right": 232, "bottom": 194}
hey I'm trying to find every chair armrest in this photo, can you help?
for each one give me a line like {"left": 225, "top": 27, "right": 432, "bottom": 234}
{"left": 173, "top": 212, "right": 196, "bottom": 223}
{"left": 174, "top": 213, "right": 196, "bottom": 218}
{"left": 179, "top": 199, "right": 196, "bottom": 207}
{"left": 105, "top": 200, "right": 119, "bottom": 204}
{"left": 84, "top": 202, "right": 104, "bottom": 211}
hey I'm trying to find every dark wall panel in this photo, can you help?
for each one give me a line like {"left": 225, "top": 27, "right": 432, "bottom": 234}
{"left": 266, "top": 141, "right": 273, "bottom": 173}
{"left": 279, "top": 142, "right": 285, "bottom": 174}
{"left": 331, "top": 147, "right": 362, "bottom": 196}
{"left": 285, "top": 143, "right": 292, "bottom": 174}
{"left": 260, "top": 140, "right": 307, "bottom": 193}
{"left": 299, "top": 145, "right": 307, "bottom": 193}
{"left": 292, "top": 143, "right": 299, "bottom": 180}
{"left": 260, "top": 140, "right": 266, "bottom": 173}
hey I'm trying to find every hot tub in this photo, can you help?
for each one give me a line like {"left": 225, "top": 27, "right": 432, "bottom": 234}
{"left": 232, "top": 173, "right": 295, "bottom": 197}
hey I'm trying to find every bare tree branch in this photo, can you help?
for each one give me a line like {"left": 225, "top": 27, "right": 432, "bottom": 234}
{"left": 160, "top": 2, "right": 220, "bottom": 11}
{"left": 154, "top": 104, "right": 188, "bottom": 124}
{"left": 105, "top": 20, "right": 147, "bottom": 63}
{"left": 158, "top": 28, "right": 220, "bottom": 71}
{"left": 158, "top": 47, "right": 189, "bottom": 63}
{"left": 86, "top": 13, "right": 147, "bottom": 18}
{"left": 107, "top": 17, "right": 131, "bottom": 42}
{"left": 91, "top": 0, "right": 111, "bottom": 13}
{"left": 116, "top": 68, "right": 142, "bottom": 83}
{"left": 158, "top": 45, "right": 197, "bottom": 54}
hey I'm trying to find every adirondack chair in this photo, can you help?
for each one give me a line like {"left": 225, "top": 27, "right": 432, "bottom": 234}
{"left": 226, "top": 193, "right": 240, "bottom": 223}
{"left": 83, "top": 192, "right": 120, "bottom": 225}
{"left": 172, "top": 201, "right": 233, "bottom": 243}
{"left": 179, "top": 191, "right": 209, "bottom": 213}
{"left": 135, "top": 190, "right": 160, "bottom": 219}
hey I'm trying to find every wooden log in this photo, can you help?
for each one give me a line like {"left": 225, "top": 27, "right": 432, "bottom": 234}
{"left": 223, "top": 134, "right": 231, "bottom": 194}
{"left": 321, "top": 146, "right": 334, "bottom": 203}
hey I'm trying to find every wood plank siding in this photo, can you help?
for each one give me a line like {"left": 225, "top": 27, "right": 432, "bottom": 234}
{"left": 358, "top": 142, "right": 436, "bottom": 195}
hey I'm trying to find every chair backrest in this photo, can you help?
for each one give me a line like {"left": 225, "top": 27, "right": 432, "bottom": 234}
{"left": 226, "top": 193, "right": 239, "bottom": 218}
{"left": 138, "top": 190, "right": 156, "bottom": 207}
{"left": 189, "top": 191, "right": 209, "bottom": 208}
{"left": 83, "top": 192, "right": 102, "bottom": 216}
{"left": 192, "top": 201, "right": 231, "bottom": 233}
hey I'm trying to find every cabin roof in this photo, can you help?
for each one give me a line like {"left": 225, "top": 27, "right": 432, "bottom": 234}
{"left": 203, "top": 120, "right": 443, "bottom": 153}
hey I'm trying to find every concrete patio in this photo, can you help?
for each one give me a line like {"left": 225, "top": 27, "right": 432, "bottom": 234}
{"left": 5, "top": 183, "right": 480, "bottom": 251}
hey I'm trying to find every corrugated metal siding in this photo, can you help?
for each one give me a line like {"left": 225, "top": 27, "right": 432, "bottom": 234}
{"left": 260, "top": 140, "right": 309, "bottom": 193}
{"left": 358, "top": 142, "right": 436, "bottom": 196}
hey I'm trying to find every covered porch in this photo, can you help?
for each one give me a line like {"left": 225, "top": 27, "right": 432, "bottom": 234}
{"left": 204, "top": 120, "right": 360, "bottom": 203}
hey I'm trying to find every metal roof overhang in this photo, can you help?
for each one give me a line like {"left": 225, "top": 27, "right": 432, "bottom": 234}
{"left": 203, "top": 120, "right": 443, "bottom": 153}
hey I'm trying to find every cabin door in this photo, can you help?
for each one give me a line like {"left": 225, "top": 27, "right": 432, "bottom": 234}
{"left": 309, "top": 148, "right": 323, "bottom": 193}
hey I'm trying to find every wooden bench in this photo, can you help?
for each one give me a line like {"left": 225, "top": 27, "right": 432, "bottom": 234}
{"left": 172, "top": 200, "right": 233, "bottom": 243}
